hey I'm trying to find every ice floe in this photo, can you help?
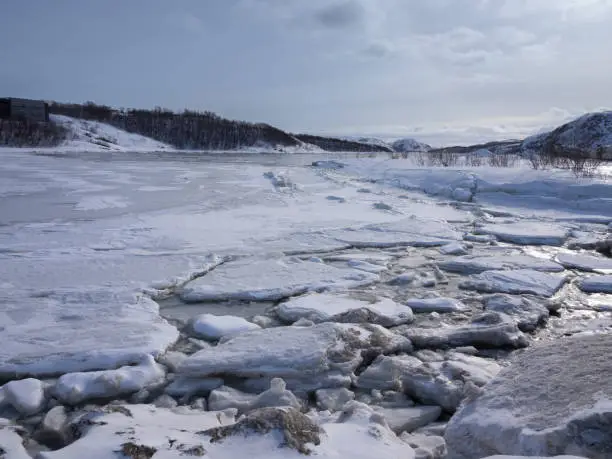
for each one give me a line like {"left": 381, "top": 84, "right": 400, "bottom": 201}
{"left": 179, "top": 258, "right": 379, "bottom": 302}
{"left": 178, "top": 323, "right": 412, "bottom": 391}
{"left": 276, "top": 293, "right": 414, "bottom": 326}
{"left": 190, "top": 314, "right": 261, "bottom": 341}
{"left": 460, "top": 269, "right": 567, "bottom": 297}
{"left": 439, "top": 254, "right": 564, "bottom": 274}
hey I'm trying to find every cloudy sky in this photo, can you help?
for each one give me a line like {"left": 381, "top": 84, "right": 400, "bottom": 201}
{"left": 2, "top": 0, "right": 611, "bottom": 145}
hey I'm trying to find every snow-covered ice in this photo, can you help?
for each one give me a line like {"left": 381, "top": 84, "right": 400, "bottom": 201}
{"left": 0, "top": 378, "right": 46, "bottom": 416}
{"left": 53, "top": 355, "right": 165, "bottom": 405}
{"left": 190, "top": 314, "right": 261, "bottom": 341}
{"left": 330, "top": 217, "right": 461, "bottom": 248}
{"left": 179, "top": 258, "right": 379, "bottom": 302}
{"left": 460, "top": 269, "right": 567, "bottom": 297}
{"left": 0, "top": 290, "right": 178, "bottom": 377}
{"left": 276, "top": 293, "right": 414, "bottom": 326}
{"left": 475, "top": 222, "right": 569, "bottom": 245}
{"left": 404, "top": 297, "right": 469, "bottom": 313}
{"left": 439, "top": 254, "right": 564, "bottom": 274}
{"left": 579, "top": 274, "right": 612, "bottom": 293}
{"left": 555, "top": 252, "right": 612, "bottom": 274}
{"left": 178, "top": 323, "right": 411, "bottom": 390}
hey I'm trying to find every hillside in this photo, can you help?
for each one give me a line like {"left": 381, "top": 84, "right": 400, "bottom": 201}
{"left": 46, "top": 102, "right": 383, "bottom": 153}
{"left": 522, "top": 111, "right": 612, "bottom": 159}
{"left": 391, "top": 137, "right": 432, "bottom": 152}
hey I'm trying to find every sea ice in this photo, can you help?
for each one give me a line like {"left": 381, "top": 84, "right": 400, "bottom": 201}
{"left": 276, "top": 293, "right": 414, "bottom": 326}
{"left": 405, "top": 298, "right": 469, "bottom": 314}
{"left": 579, "top": 275, "right": 612, "bottom": 293}
{"left": 460, "top": 269, "right": 567, "bottom": 297}
{"left": 190, "top": 314, "right": 260, "bottom": 341}
{"left": 439, "top": 254, "right": 564, "bottom": 274}
{"left": 475, "top": 222, "right": 569, "bottom": 246}
{"left": 179, "top": 258, "right": 379, "bottom": 302}
{"left": 53, "top": 355, "right": 166, "bottom": 405}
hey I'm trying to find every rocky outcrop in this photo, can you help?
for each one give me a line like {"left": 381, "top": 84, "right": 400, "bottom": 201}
{"left": 445, "top": 333, "right": 612, "bottom": 459}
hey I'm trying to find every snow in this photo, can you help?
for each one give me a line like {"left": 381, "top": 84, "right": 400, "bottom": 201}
{"left": 53, "top": 355, "right": 165, "bottom": 405}
{"left": 460, "top": 269, "right": 567, "bottom": 297}
{"left": 405, "top": 297, "right": 469, "bottom": 313}
{"left": 579, "top": 275, "right": 612, "bottom": 293}
{"left": 276, "top": 293, "right": 414, "bottom": 326}
{"left": 179, "top": 258, "right": 379, "bottom": 303}
{"left": 1, "top": 378, "right": 46, "bottom": 416}
{"left": 49, "top": 115, "right": 175, "bottom": 152}
{"left": 439, "top": 254, "right": 564, "bottom": 274}
{"left": 191, "top": 314, "right": 261, "bottom": 341}
{"left": 0, "top": 426, "right": 31, "bottom": 459}
{"left": 36, "top": 402, "right": 418, "bottom": 459}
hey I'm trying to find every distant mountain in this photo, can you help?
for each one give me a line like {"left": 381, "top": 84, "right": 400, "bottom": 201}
{"left": 391, "top": 138, "right": 432, "bottom": 153}
{"left": 522, "top": 111, "right": 612, "bottom": 159}
{"left": 429, "top": 139, "right": 522, "bottom": 155}
{"left": 294, "top": 134, "right": 393, "bottom": 152}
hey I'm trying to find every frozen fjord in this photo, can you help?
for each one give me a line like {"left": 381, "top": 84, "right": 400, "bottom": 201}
{"left": 1, "top": 151, "right": 612, "bottom": 458}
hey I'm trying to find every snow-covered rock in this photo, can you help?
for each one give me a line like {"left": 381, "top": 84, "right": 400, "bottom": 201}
{"left": 178, "top": 323, "right": 412, "bottom": 392}
{"left": 190, "top": 314, "right": 261, "bottom": 341}
{"left": 36, "top": 405, "right": 72, "bottom": 449}
{"left": 276, "top": 293, "right": 414, "bottom": 326}
{"left": 405, "top": 298, "right": 469, "bottom": 314}
{"left": 476, "top": 222, "right": 569, "bottom": 246}
{"left": 1, "top": 378, "right": 46, "bottom": 416}
{"left": 179, "top": 258, "right": 379, "bottom": 302}
{"left": 460, "top": 269, "right": 567, "bottom": 297}
{"left": 484, "top": 294, "right": 549, "bottom": 332}
{"left": 445, "top": 333, "right": 612, "bottom": 459}
{"left": 53, "top": 355, "right": 165, "bottom": 405}
{"left": 330, "top": 217, "right": 461, "bottom": 248}
{"left": 555, "top": 252, "right": 612, "bottom": 273}
{"left": 392, "top": 138, "right": 432, "bottom": 153}
{"left": 397, "top": 312, "right": 528, "bottom": 350}
{"left": 439, "top": 254, "right": 564, "bottom": 274}
{"left": 579, "top": 275, "right": 612, "bottom": 293}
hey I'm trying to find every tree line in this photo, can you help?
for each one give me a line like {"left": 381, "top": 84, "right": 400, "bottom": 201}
{"left": 48, "top": 102, "right": 299, "bottom": 150}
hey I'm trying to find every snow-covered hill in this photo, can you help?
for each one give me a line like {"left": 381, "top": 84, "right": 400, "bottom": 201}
{"left": 522, "top": 111, "right": 612, "bottom": 159}
{"left": 51, "top": 115, "right": 175, "bottom": 152}
{"left": 391, "top": 137, "right": 432, "bottom": 153}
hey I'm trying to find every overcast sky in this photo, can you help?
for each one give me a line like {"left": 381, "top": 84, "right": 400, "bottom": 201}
{"left": 2, "top": 0, "right": 611, "bottom": 145}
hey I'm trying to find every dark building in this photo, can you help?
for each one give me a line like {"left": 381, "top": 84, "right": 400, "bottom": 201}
{"left": 0, "top": 97, "right": 49, "bottom": 122}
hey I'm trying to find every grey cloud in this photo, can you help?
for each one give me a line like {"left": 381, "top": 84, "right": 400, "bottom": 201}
{"left": 312, "top": 1, "right": 365, "bottom": 28}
